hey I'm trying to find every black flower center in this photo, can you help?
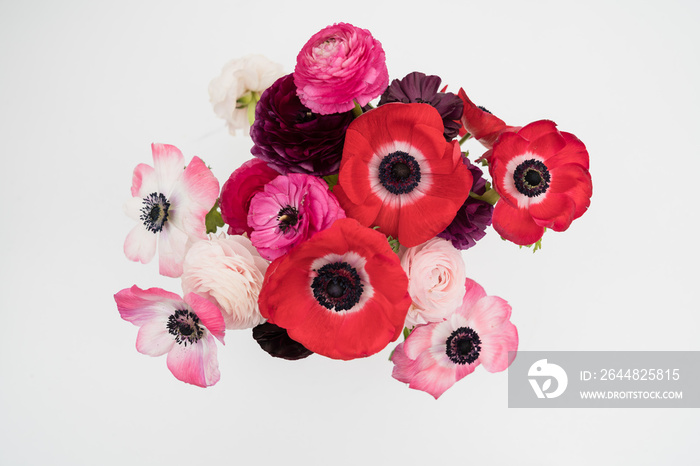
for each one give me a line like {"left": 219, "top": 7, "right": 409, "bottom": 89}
{"left": 140, "top": 192, "right": 170, "bottom": 233}
{"left": 378, "top": 151, "right": 421, "bottom": 195}
{"left": 513, "top": 159, "right": 550, "bottom": 198}
{"left": 311, "top": 261, "right": 363, "bottom": 312}
{"left": 166, "top": 309, "right": 204, "bottom": 346}
{"left": 445, "top": 327, "right": 482, "bottom": 365}
{"left": 277, "top": 205, "right": 300, "bottom": 233}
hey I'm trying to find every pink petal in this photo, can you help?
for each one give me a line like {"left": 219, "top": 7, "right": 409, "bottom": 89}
{"left": 458, "top": 278, "right": 487, "bottom": 318}
{"left": 466, "top": 296, "right": 512, "bottom": 332}
{"left": 402, "top": 324, "right": 435, "bottom": 360}
{"left": 408, "top": 360, "right": 457, "bottom": 399}
{"left": 124, "top": 224, "right": 157, "bottom": 264}
{"left": 157, "top": 224, "right": 187, "bottom": 278}
{"left": 166, "top": 333, "right": 220, "bottom": 387}
{"left": 455, "top": 361, "right": 479, "bottom": 380}
{"left": 114, "top": 285, "right": 183, "bottom": 326}
{"left": 135, "top": 318, "right": 175, "bottom": 356}
{"left": 131, "top": 163, "right": 157, "bottom": 197}
{"left": 478, "top": 322, "right": 518, "bottom": 373}
{"left": 391, "top": 342, "right": 419, "bottom": 383}
{"left": 151, "top": 143, "right": 185, "bottom": 195}
{"left": 168, "top": 156, "right": 219, "bottom": 237}
{"left": 185, "top": 292, "right": 225, "bottom": 344}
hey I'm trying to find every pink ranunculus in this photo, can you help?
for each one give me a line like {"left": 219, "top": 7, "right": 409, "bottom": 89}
{"left": 219, "top": 158, "right": 280, "bottom": 236}
{"left": 391, "top": 278, "right": 518, "bottom": 399}
{"left": 181, "top": 234, "right": 269, "bottom": 330}
{"left": 123, "top": 144, "right": 220, "bottom": 277}
{"left": 294, "top": 23, "right": 389, "bottom": 115}
{"left": 400, "top": 238, "right": 467, "bottom": 329}
{"left": 247, "top": 173, "right": 345, "bottom": 260}
{"left": 114, "top": 286, "right": 225, "bottom": 388}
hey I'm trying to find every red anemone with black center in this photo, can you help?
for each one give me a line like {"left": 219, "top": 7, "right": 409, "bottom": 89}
{"left": 489, "top": 120, "right": 592, "bottom": 245}
{"left": 257, "top": 218, "right": 411, "bottom": 360}
{"left": 333, "top": 103, "right": 473, "bottom": 247}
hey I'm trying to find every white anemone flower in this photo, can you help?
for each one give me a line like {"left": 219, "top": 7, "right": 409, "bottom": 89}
{"left": 123, "top": 143, "right": 219, "bottom": 277}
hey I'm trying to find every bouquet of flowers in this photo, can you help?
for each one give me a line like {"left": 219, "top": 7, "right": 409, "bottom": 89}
{"left": 115, "top": 23, "right": 592, "bottom": 399}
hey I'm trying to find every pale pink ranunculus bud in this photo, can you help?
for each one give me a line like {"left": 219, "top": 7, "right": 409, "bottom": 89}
{"left": 181, "top": 234, "right": 269, "bottom": 330}
{"left": 400, "top": 237, "right": 467, "bottom": 328}
{"left": 208, "top": 54, "right": 284, "bottom": 134}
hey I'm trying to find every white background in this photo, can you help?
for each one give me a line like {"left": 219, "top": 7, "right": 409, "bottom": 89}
{"left": 1, "top": 0, "right": 699, "bottom": 464}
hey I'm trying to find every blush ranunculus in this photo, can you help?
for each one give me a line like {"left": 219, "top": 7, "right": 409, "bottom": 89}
{"left": 247, "top": 173, "right": 346, "bottom": 261}
{"left": 489, "top": 120, "right": 592, "bottom": 245}
{"left": 181, "top": 234, "right": 269, "bottom": 330}
{"left": 391, "top": 278, "right": 518, "bottom": 399}
{"left": 294, "top": 23, "right": 389, "bottom": 115}
{"left": 258, "top": 218, "right": 411, "bottom": 360}
{"left": 400, "top": 238, "right": 467, "bottom": 328}
{"left": 114, "top": 286, "right": 225, "bottom": 388}
{"left": 333, "top": 103, "right": 473, "bottom": 247}
{"left": 219, "top": 158, "right": 280, "bottom": 236}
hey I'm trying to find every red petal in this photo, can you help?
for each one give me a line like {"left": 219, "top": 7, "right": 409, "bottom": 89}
{"left": 517, "top": 120, "right": 558, "bottom": 141}
{"left": 458, "top": 88, "right": 507, "bottom": 148}
{"left": 528, "top": 193, "right": 576, "bottom": 231}
{"left": 529, "top": 131, "right": 566, "bottom": 161}
{"left": 492, "top": 200, "right": 544, "bottom": 245}
{"left": 546, "top": 131, "right": 590, "bottom": 170}
{"left": 549, "top": 165, "right": 592, "bottom": 220}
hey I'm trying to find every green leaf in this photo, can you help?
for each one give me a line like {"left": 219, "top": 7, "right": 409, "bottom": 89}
{"left": 323, "top": 174, "right": 339, "bottom": 192}
{"left": 205, "top": 199, "right": 225, "bottom": 234}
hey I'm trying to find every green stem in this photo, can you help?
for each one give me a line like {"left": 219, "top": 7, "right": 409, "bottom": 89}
{"left": 469, "top": 187, "right": 500, "bottom": 206}
{"left": 458, "top": 133, "right": 472, "bottom": 145}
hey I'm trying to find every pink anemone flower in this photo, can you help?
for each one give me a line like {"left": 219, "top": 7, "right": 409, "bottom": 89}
{"left": 391, "top": 278, "right": 518, "bottom": 399}
{"left": 123, "top": 143, "right": 220, "bottom": 277}
{"left": 114, "top": 286, "right": 225, "bottom": 387}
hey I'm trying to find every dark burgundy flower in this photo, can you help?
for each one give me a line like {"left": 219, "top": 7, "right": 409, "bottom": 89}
{"left": 250, "top": 73, "right": 355, "bottom": 176}
{"left": 252, "top": 322, "right": 313, "bottom": 360}
{"left": 437, "top": 156, "right": 494, "bottom": 250}
{"left": 378, "top": 72, "right": 463, "bottom": 141}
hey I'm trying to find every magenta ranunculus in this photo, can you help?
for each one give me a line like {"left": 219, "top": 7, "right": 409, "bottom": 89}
{"left": 247, "top": 173, "right": 345, "bottom": 260}
{"left": 294, "top": 23, "right": 389, "bottom": 115}
{"left": 219, "top": 159, "right": 280, "bottom": 236}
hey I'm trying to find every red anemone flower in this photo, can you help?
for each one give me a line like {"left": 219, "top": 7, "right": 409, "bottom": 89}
{"left": 489, "top": 120, "right": 592, "bottom": 245}
{"left": 334, "top": 103, "right": 472, "bottom": 247}
{"left": 258, "top": 218, "right": 411, "bottom": 360}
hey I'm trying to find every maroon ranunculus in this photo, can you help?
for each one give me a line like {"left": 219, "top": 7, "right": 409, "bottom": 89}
{"left": 252, "top": 322, "right": 313, "bottom": 360}
{"left": 438, "top": 155, "right": 494, "bottom": 250}
{"left": 251, "top": 74, "right": 355, "bottom": 176}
